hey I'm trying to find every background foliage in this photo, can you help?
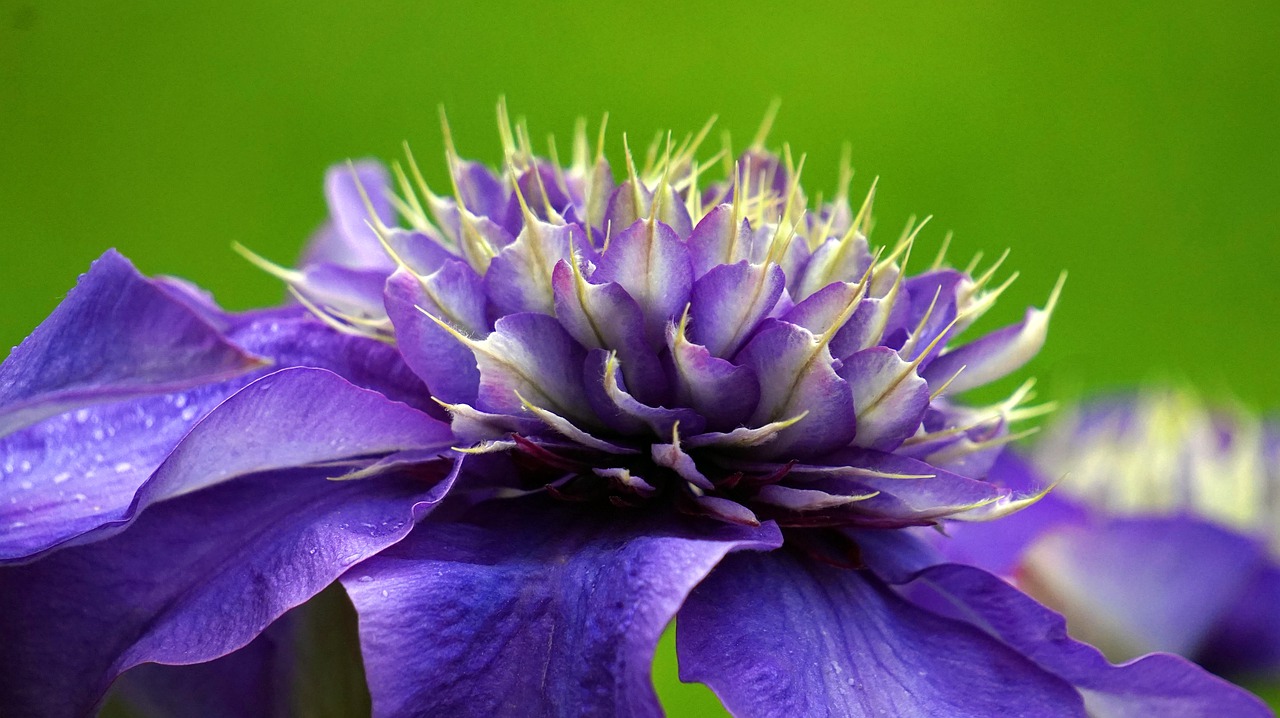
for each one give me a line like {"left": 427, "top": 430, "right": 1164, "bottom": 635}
{"left": 3, "top": 1, "right": 1278, "bottom": 715}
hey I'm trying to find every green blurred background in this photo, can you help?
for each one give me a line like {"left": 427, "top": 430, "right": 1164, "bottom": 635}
{"left": 3, "top": 1, "right": 1278, "bottom": 715}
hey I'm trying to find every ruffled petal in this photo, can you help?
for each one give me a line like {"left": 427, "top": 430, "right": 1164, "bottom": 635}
{"left": 109, "top": 585, "right": 371, "bottom": 718}
{"left": 341, "top": 498, "right": 781, "bottom": 718}
{"left": 0, "top": 463, "right": 451, "bottom": 718}
{"left": 677, "top": 549, "right": 1084, "bottom": 717}
{"left": 0, "top": 251, "right": 265, "bottom": 437}
{"left": 902, "top": 563, "right": 1272, "bottom": 717}
{"left": 4, "top": 367, "right": 451, "bottom": 561}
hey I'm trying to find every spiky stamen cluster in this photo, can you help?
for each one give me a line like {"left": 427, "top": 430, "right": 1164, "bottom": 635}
{"left": 245, "top": 102, "right": 1064, "bottom": 530}
{"left": 1037, "top": 389, "right": 1280, "bottom": 553}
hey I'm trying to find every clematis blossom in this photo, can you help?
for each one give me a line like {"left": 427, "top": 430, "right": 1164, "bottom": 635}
{"left": 0, "top": 105, "right": 1269, "bottom": 717}
{"left": 944, "top": 389, "right": 1280, "bottom": 684}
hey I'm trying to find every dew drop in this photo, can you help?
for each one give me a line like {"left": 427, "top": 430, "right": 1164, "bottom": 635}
{"left": 340, "top": 553, "right": 362, "bottom": 566}
{"left": 114, "top": 462, "right": 133, "bottom": 473}
{"left": 181, "top": 407, "right": 198, "bottom": 421}
{"left": 358, "top": 575, "right": 374, "bottom": 583}
{"left": 75, "top": 409, "right": 90, "bottom": 423}
{"left": 53, "top": 472, "right": 72, "bottom": 484}
{"left": 19, "top": 481, "right": 33, "bottom": 490}
{"left": 380, "top": 589, "right": 389, "bottom": 598}
{"left": 173, "top": 395, "right": 188, "bottom": 409}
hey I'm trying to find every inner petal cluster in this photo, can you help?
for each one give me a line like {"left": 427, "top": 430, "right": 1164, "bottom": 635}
{"left": 256, "top": 107, "right": 1063, "bottom": 530}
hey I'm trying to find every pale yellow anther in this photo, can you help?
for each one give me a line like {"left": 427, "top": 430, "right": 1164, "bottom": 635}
{"left": 929, "top": 231, "right": 953, "bottom": 272}
{"left": 751, "top": 98, "right": 782, "bottom": 150}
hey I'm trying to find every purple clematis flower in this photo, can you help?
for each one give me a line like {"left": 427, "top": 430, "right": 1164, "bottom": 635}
{"left": 944, "top": 389, "right": 1280, "bottom": 684}
{"left": 1, "top": 105, "right": 1268, "bottom": 717}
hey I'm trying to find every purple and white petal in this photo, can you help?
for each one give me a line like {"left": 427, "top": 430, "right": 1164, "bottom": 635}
{"left": 840, "top": 346, "right": 930, "bottom": 452}
{"left": 737, "top": 319, "right": 856, "bottom": 459}
{"left": 687, "top": 261, "right": 785, "bottom": 358}
{"left": 592, "top": 219, "right": 694, "bottom": 346}
{"left": 384, "top": 264, "right": 486, "bottom": 404}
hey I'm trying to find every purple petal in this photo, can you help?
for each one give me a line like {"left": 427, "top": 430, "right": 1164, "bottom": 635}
{"left": 485, "top": 218, "right": 585, "bottom": 316}
{"left": 341, "top": 498, "right": 780, "bottom": 718}
{"left": 552, "top": 260, "right": 668, "bottom": 404}
{"left": 0, "top": 382, "right": 245, "bottom": 561}
{"left": 736, "top": 319, "right": 856, "bottom": 459}
{"left": 227, "top": 310, "right": 440, "bottom": 416}
{"left": 795, "top": 234, "right": 874, "bottom": 300}
{"left": 111, "top": 585, "right": 372, "bottom": 718}
{"left": 384, "top": 264, "right": 486, "bottom": 404}
{"left": 0, "top": 251, "right": 265, "bottom": 437}
{"left": 604, "top": 179, "right": 694, "bottom": 240}
{"left": 467, "top": 312, "right": 595, "bottom": 426}
{"left": 1198, "top": 561, "right": 1280, "bottom": 676}
{"left": 291, "top": 262, "right": 391, "bottom": 320}
{"left": 1018, "top": 516, "right": 1268, "bottom": 661}
{"left": 111, "top": 615, "right": 296, "bottom": 718}
{"left": 584, "top": 349, "right": 701, "bottom": 437}
{"left": 9, "top": 367, "right": 451, "bottom": 561}
{"left": 301, "top": 161, "right": 398, "bottom": 272}
{"left": 780, "top": 449, "right": 1016, "bottom": 528}
{"left": 593, "top": 219, "right": 694, "bottom": 345}
{"left": 688, "top": 261, "right": 785, "bottom": 358}
{"left": 666, "top": 323, "right": 760, "bottom": 431}
{"left": 903, "top": 563, "right": 1272, "bottom": 717}
{"left": 0, "top": 463, "right": 451, "bottom": 718}
{"left": 840, "top": 346, "right": 930, "bottom": 451}
{"left": 901, "top": 269, "right": 964, "bottom": 364}
{"left": 687, "top": 204, "right": 752, "bottom": 276}
{"left": 931, "top": 450, "right": 1089, "bottom": 576}
{"left": 922, "top": 295, "right": 1058, "bottom": 395}
{"left": 677, "top": 550, "right": 1084, "bottom": 717}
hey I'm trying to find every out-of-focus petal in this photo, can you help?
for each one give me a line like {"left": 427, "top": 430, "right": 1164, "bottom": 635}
{"left": 300, "top": 161, "right": 398, "bottom": 272}
{"left": 1198, "top": 562, "right": 1280, "bottom": 677}
{"left": 341, "top": 498, "right": 780, "bottom": 718}
{"left": 1018, "top": 516, "right": 1267, "bottom": 661}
